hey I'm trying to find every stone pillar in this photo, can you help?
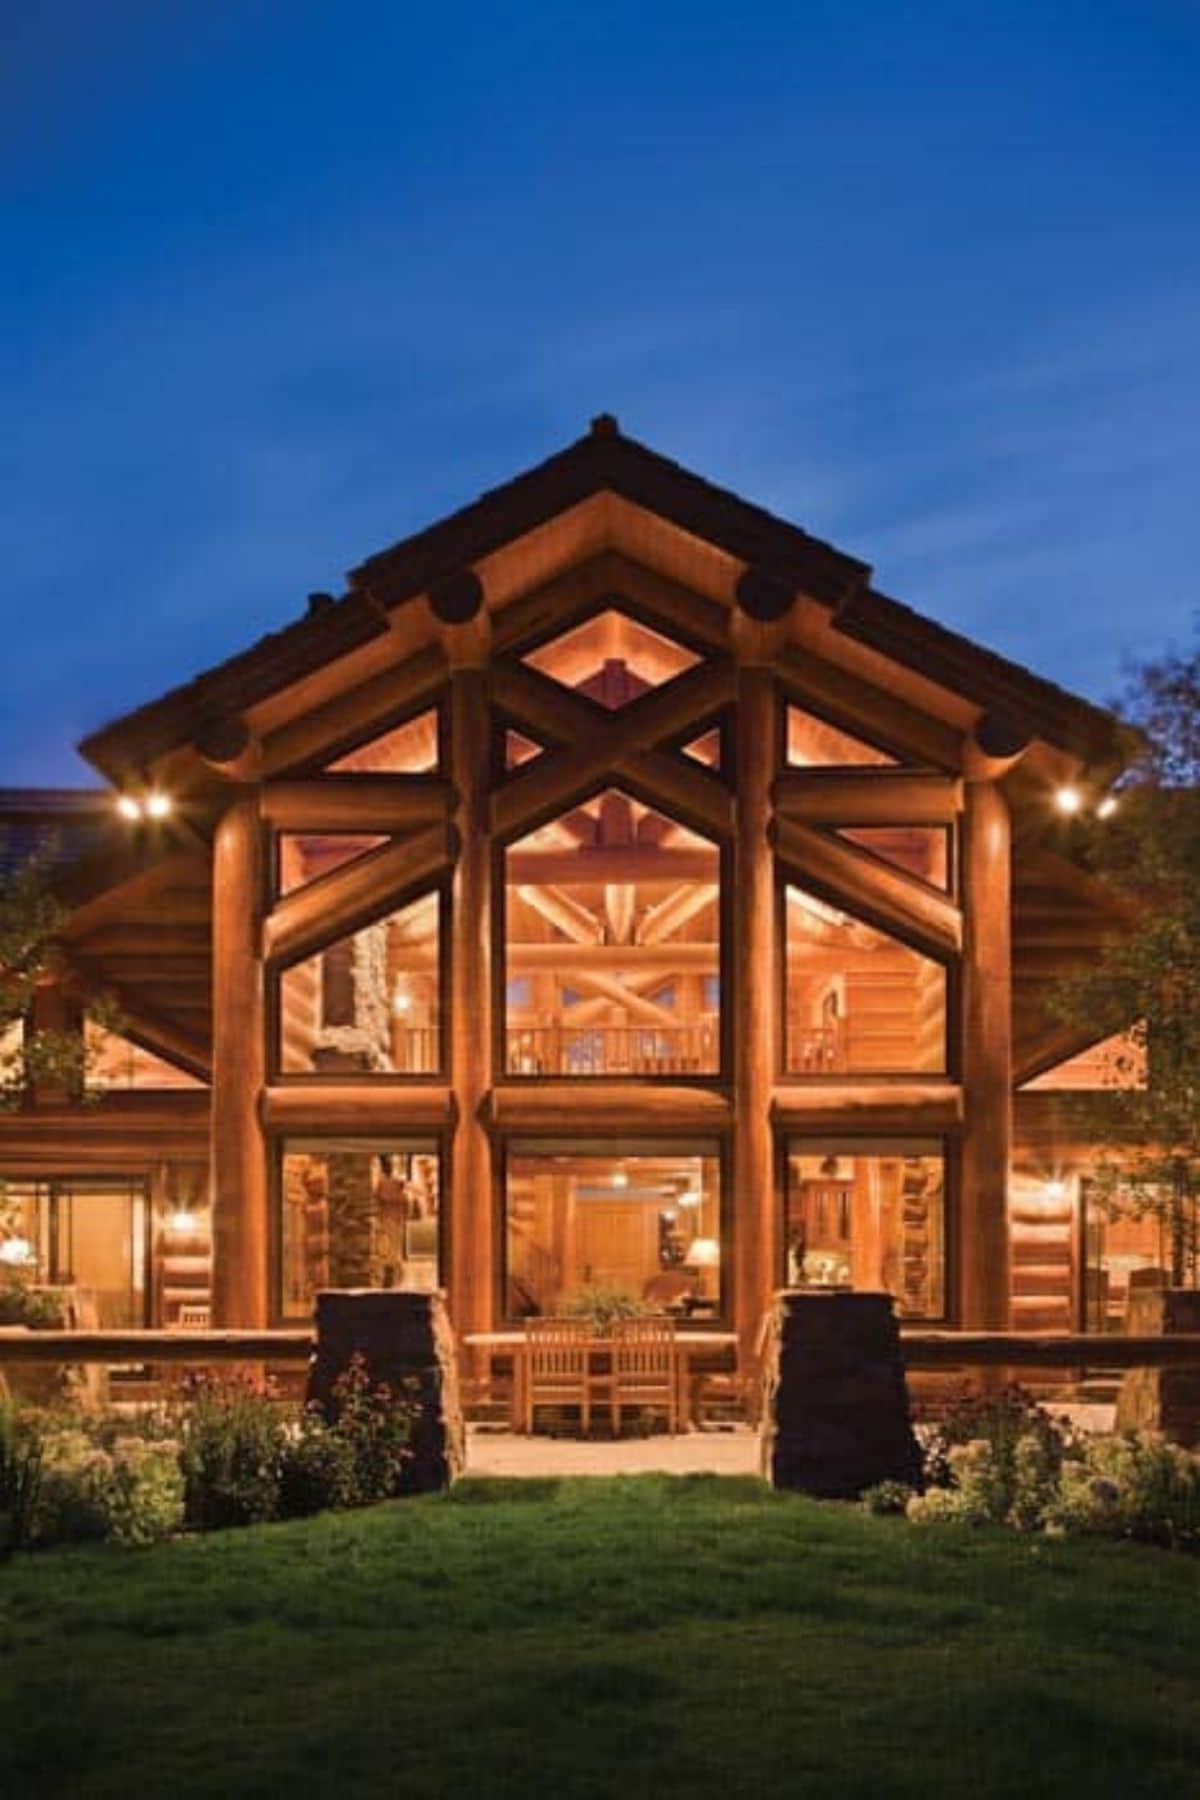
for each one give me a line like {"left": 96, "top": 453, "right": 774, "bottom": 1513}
{"left": 210, "top": 791, "right": 269, "bottom": 1326}
{"left": 960, "top": 778, "right": 1012, "bottom": 1330}
{"left": 733, "top": 663, "right": 779, "bottom": 1393}
{"left": 760, "top": 1290, "right": 923, "bottom": 1496}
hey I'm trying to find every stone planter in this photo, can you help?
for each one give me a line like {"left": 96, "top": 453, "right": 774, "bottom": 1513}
{"left": 1115, "top": 1288, "right": 1200, "bottom": 1447}
{"left": 307, "top": 1289, "right": 465, "bottom": 1491}
{"left": 760, "top": 1289, "right": 923, "bottom": 1498}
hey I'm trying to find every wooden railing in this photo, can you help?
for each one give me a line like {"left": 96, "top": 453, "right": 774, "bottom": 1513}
{"left": 3, "top": 1328, "right": 1200, "bottom": 1370}
{"left": 392, "top": 1027, "right": 440, "bottom": 1074}
{"left": 505, "top": 1022, "right": 718, "bottom": 1076}
{"left": 785, "top": 1024, "right": 842, "bottom": 1072}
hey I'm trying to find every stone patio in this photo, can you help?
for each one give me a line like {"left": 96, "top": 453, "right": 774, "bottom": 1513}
{"left": 463, "top": 1424, "right": 762, "bottom": 1478}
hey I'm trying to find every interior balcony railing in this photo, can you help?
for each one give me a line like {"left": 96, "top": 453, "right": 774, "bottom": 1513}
{"left": 388, "top": 1027, "right": 441, "bottom": 1074}
{"left": 785, "top": 1022, "right": 844, "bottom": 1073}
{"left": 505, "top": 1020, "right": 719, "bottom": 1077}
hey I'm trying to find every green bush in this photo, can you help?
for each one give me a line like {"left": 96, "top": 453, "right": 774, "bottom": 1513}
{"left": 0, "top": 1400, "right": 43, "bottom": 1554}
{"left": 278, "top": 1411, "right": 358, "bottom": 1519}
{"left": 561, "top": 1284, "right": 648, "bottom": 1334}
{"left": 1046, "top": 1434, "right": 1200, "bottom": 1550}
{"left": 178, "top": 1375, "right": 286, "bottom": 1530}
{"left": 861, "top": 1479, "right": 915, "bottom": 1516}
{"left": 0, "top": 1279, "right": 65, "bottom": 1328}
{"left": 36, "top": 1429, "right": 183, "bottom": 1548}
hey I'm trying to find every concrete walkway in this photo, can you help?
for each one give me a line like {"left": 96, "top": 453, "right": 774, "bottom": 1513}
{"left": 463, "top": 1425, "right": 762, "bottom": 1479}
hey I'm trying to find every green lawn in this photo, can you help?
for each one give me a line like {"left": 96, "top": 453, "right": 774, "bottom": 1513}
{"left": 2, "top": 1475, "right": 1199, "bottom": 1799}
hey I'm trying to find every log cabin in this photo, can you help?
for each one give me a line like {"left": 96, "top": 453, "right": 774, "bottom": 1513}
{"left": 0, "top": 417, "right": 1156, "bottom": 1388}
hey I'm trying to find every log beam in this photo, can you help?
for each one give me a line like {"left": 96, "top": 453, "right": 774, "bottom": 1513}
{"left": 486, "top": 1084, "right": 731, "bottom": 1132}
{"left": 773, "top": 816, "right": 961, "bottom": 957}
{"left": 772, "top": 769, "right": 963, "bottom": 825}
{"left": 260, "top": 776, "right": 455, "bottom": 833}
{"left": 778, "top": 644, "right": 963, "bottom": 771}
{"left": 210, "top": 794, "right": 268, "bottom": 1327}
{"left": 260, "top": 643, "right": 447, "bottom": 776}
{"left": 960, "top": 778, "right": 1013, "bottom": 1331}
{"left": 448, "top": 663, "right": 494, "bottom": 1340}
{"left": 261, "top": 1085, "right": 454, "bottom": 1132}
{"left": 733, "top": 666, "right": 778, "bottom": 1396}
{"left": 263, "top": 823, "right": 457, "bottom": 966}
{"left": 772, "top": 1082, "right": 964, "bottom": 1133}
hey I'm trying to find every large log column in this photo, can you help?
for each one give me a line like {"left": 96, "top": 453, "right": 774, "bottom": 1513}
{"left": 446, "top": 619, "right": 494, "bottom": 1343}
{"left": 959, "top": 776, "right": 1014, "bottom": 1330}
{"left": 732, "top": 659, "right": 780, "bottom": 1395}
{"left": 210, "top": 792, "right": 269, "bottom": 1326}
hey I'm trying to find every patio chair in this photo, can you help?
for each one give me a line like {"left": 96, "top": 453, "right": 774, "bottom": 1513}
{"left": 610, "top": 1317, "right": 678, "bottom": 1436}
{"left": 523, "top": 1318, "right": 597, "bottom": 1434}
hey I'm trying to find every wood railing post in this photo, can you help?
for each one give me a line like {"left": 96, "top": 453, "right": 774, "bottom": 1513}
{"left": 210, "top": 792, "right": 268, "bottom": 1326}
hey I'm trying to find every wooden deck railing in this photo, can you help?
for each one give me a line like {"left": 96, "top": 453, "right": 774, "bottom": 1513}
{"left": 2, "top": 1328, "right": 1200, "bottom": 1370}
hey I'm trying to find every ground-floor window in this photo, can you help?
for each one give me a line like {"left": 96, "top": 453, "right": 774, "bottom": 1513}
{"left": 1081, "top": 1179, "right": 1189, "bottom": 1332}
{"left": 504, "top": 1140, "right": 723, "bottom": 1321}
{"left": 0, "top": 1175, "right": 150, "bottom": 1327}
{"left": 278, "top": 1137, "right": 441, "bottom": 1320}
{"left": 784, "top": 1137, "right": 946, "bottom": 1319}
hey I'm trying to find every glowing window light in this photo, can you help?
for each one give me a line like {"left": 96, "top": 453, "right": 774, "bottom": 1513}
{"left": 1054, "top": 785, "right": 1083, "bottom": 817}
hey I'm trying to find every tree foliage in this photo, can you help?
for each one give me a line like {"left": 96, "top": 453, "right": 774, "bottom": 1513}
{"left": 1051, "top": 634, "right": 1200, "bottom": 1283}
{"left": 0, "top": 839, "right": 116, "bottom": 1111}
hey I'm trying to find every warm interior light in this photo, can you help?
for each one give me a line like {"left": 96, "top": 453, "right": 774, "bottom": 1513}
{"left": 0, "top": 1236, "right": 35, "bottom": 1268}
{"left": 611, "top": 1166, "right": 629, "bottom": 1189}
{"left": 678, "top": 1189, "right": 701, "bottom": 1209}
{"left": 116, "top": 794, "right": 144, "bottom": 822}
{"left": 1096, "top": 795, "right": 1118, "bottom": 820}
{"left": 686, "top": 1237, "right": 720, "bottom": 1267}
{"left": 392, "top": 986, "right": 414, "bottom": 1016}
{"left": 1054, "top": 785, "right": 1083, "bottom": 816}
{"left": 1043, "top": 1178, "right": 1068, "bottom": 1201}
{"left": 166, "top": 1209, "right": 197, "bottom": 1236}
{"left": 145, "top": 791, "right": 173, "bottom": 820}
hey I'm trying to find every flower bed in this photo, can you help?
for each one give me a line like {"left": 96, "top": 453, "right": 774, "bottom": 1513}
{"left": 863, "top": 1384, "right": 1200, "bottom": 1551}
{"left": 0, "top": 1354, "right": 418, "bottom": 1556}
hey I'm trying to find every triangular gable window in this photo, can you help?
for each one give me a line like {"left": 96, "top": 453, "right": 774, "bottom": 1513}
{"left": 278, "top": 891, "right": 440, "bottom": 1076}
{"left": 523, "top": 609, "right": 699, "bottom": 709}
{"left": 786, "top": 704, "right": 897, "bottom": 769}
{"left": 325, "top": 708, "right": 439, "bottom": 775}
{"left": 681, "top": 728, "right": 722, "bottom": 771}
{"left": 835, "top": 826, "right": 950, "bottom": 893}
{"left": 505, "top": 729, "right": 544, "bottom": 772}
{"left": 85, "top": 1021, "right": 205, "bottom": 1090}
{"left": 277, "top": 834, "right": 389, "bottom": 898}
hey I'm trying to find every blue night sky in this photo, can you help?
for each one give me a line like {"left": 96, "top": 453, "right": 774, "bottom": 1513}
{"left": 3, "top": 2, "right": 1199, "bottom": 785}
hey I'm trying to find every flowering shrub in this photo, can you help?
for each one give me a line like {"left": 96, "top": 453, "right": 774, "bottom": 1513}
{"left": 36, "top": 1429, "right": 183, "bottom": 1548}
{"left": 1045, "top": 1434, "right": 1200, "bottom": 1550}
{"left": 178, "top": 1374, "right": 287, "bottom": 1530}
{"left": 321, "top": 1354, "right": 416, "bottom": 1504}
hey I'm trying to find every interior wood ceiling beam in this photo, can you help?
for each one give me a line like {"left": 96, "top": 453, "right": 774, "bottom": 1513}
{"left": 514, "top": 884, "right": 603, "bottom": 944}
{"left": 637, "top": 882, "right": 719, "bottom": 945}
{"left": 505, "top": 847, "right": 717, "bottom": 884}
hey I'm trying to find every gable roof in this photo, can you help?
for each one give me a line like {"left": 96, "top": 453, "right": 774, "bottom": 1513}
{"left": 77, "top": 416, "right": 1122, "bottom": 780}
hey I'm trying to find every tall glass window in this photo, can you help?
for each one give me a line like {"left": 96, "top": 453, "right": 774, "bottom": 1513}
{"left": 505, "top": 1142, "right": 722, "bottom": 1320}
{"left": 279, "top": 1138, "right": 441, "bottom": 1320}
{"left": 278, "top": 892, "right": 441, "bottom": 1075}
{"left": 504, "top": 789, "right": 720, "bottom": 1077}
{"left": 784, "top": 882, "right": 946, "bottom": 1074}
{"left": 785, "top": 1138, "right": 946, "bottom": 1318}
